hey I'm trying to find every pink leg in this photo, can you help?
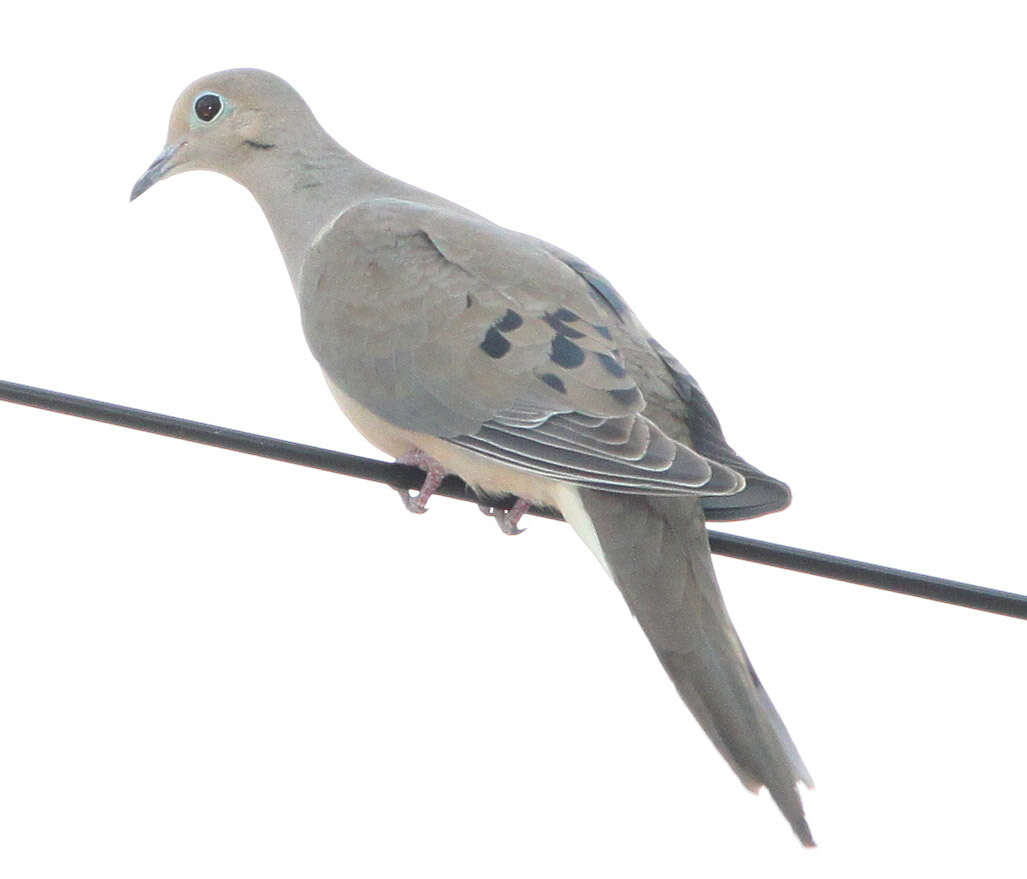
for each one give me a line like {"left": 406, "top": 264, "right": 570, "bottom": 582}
{"left": 395, "top": 449, "right": 447, "bottom": 514}
{"left": 492, "top": 497, "right": 532, "bottom": 536}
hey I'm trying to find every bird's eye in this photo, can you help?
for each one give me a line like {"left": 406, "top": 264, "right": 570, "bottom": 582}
{"left": 193, "top": 93, "right": 223, "bottom": 123}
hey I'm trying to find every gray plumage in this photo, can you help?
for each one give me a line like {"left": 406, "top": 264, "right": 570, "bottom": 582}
{"left": 132, "top": 68, "right": 813, "bottom": 845}
{"left": 301, "top": 198, "right": 745, "bottom": 495}
{"left": 581, "top": 492, "right": 813, "bottom": 845}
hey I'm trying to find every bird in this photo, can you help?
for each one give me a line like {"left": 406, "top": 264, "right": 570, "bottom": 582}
{"left": 132, "top": 68, "right": 814, "bottom": 845}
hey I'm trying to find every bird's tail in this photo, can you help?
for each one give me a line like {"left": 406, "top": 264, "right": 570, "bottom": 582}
{"left": 562, "top": 488, "right": 814, "bottom": 846}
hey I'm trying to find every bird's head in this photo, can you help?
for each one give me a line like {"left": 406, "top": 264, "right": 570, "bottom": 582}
{"left": 130, "top": 68, "right": 316, "bottom": 201}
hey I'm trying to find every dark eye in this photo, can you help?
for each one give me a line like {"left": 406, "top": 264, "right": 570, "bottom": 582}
{"left": 194, "top": 93, "right": 223, "bottom": 123}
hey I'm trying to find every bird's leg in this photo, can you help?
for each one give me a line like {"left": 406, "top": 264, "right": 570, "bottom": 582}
{"left": 492, "top": 497, "right": 532, "bottom": 536}
{"left": 395, "top": 448, "right": 447, "bottom": 514}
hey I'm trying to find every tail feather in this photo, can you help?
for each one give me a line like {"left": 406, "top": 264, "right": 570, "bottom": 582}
{"left": 566, "top": 488, "right": 814, "bottom": 846}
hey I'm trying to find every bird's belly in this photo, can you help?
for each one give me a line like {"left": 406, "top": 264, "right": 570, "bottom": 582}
{"left": 323, "top": 374, "right": 568, "bottom": 509}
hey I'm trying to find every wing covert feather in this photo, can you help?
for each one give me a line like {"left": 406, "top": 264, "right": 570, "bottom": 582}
{"left": 299, "top": 198, "right": 747, "bottom": 497}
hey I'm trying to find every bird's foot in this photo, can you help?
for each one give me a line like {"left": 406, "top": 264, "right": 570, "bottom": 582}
{"left": 395, "top": 449, "right": 446, "bottom": 514}
{"left": 485, "top": 497, "right": 532, "bottom": 535}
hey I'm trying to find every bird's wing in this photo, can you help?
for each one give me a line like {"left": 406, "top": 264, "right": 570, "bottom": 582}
{"left": 298, "top": 197, "right": 743, "bottom": 497}
{"left": 537, "top": 243, "right": 792, "bottom": 519}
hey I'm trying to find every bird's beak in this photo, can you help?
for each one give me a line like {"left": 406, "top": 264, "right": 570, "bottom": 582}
{"left": 130, "top": 140, "right": 186, "bottom": 201}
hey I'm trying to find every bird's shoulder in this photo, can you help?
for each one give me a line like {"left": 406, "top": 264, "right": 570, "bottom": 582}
{"left": 301, "top": 197, "right": 612, "bottom": 321}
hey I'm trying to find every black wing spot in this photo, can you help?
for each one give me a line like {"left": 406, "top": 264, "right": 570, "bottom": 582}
{"left": 550, "top": 334, "right": 586, "bottom": 368}
{"left": 539, "top": 372, "right": 567, "bottom": 393}
{"left": 592, "top": 324, "right": 613, "bottom": 341}
{"left": 608, "top": 385, "right": 643, "bottom": 406}
{"left": 553, "top": 307, "right": 579, "bottom": 322}
{"left": 543, "top": 312, "right": 585, "bottom": 338}
{"left": 465, "top": 294, "right": 473, "bottom": 309}
{"left": 493, "top": 309, "right": 523, "bottom": 332}
{"left": 596, "top": 352, "right": 627, "bottom": 378}
{"left": 480, "top": 327, "right": 511, "bottom": 358}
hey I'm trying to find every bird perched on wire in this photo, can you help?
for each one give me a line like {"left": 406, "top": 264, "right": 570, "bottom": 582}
{"left": 132, "top": 68, "right": 813, "bottom": 845}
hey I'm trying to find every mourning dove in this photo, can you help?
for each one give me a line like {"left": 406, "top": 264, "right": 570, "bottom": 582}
{"left": 132, "top": 69, "right": 813, "bottom": 845}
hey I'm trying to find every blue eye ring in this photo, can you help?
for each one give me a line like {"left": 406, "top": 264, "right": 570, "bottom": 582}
{"left": 193, "top": 92, "right": 225, "bottom": 123}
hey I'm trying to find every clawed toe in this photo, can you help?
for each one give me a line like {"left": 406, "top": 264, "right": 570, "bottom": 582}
{"left": 395, "top": 448, "right": 446, "bottom": 516}
{"left": 398, "top": 488, "right": 430, "bottom": 514}
{"left": 397, "top": 462, "right": 532, "bottom": 534}
{"left": 491, "top": 497, "right": 531, "bottom": 536}
{"left": 493, "top": 509, "right": 525, "bottom": 535}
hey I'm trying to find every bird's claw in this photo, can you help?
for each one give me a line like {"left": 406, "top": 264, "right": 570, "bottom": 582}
{"left": 398, "top": 489, "right": 431, "bottom": 514}
{"left": 482, "top": 497, "right": 531, "bottom": 536}
{"left": 494, "top": 509, "right": 526, "bottom": 535}
{"left": 395, "top": 449, "right": 446, "bottom": 515}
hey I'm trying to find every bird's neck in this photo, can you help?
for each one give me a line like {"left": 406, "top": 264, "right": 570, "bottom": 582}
{"left": 228, "top": 134, "right": 394, "bottom": 290}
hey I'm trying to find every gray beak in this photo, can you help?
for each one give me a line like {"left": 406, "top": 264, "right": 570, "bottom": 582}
{"left": 130, "top": 141, "right": 184, "bottom": 201}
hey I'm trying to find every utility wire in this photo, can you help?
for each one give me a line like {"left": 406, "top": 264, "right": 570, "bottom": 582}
{"left": 3, "top": 378, "right": 1025, "bottom": 622}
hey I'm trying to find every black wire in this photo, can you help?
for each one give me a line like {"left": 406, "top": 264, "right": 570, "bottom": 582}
{"left": 3, "top": 378, "right": 1025, "bottom": 621}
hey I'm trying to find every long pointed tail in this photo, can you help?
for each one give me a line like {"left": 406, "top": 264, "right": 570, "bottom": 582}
{"left": 563, "top": 488, "right": 814, "bottom": 846}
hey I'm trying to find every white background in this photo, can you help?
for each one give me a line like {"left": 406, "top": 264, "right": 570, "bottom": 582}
{"left": 1, "top": 2, "right": 1024, "bottom": 876}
